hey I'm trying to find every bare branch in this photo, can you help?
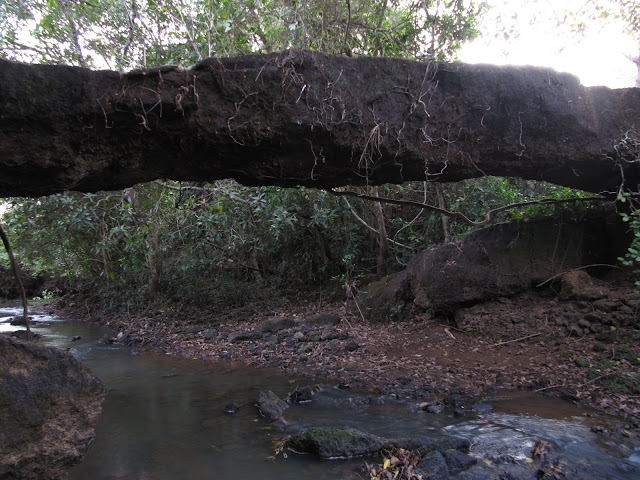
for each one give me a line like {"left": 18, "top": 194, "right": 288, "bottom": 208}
{"left": 328, "top": 189, "right": 608, "bottom": 227}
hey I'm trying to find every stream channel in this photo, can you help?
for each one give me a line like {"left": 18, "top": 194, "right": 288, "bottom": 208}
{"left": 2, "top": 306, "right": 640, "bottom": 479}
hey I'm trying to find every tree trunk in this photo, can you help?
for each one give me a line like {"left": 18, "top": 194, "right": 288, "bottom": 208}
{"left": 0, "top": 223, "right": 30, "bottom": 339}
{"left": 371, "top": 186, "right": 389, "bottom": 277}
{"left": 123, "top": 188, "right": 162, "bottom": 300}
{"left": 634, "top": 41, "right": 640, "bottom": 88}
{"left": 435, "top": 184, "right": 451, "bottom": 243}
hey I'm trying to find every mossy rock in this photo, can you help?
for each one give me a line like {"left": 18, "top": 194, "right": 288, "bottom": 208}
{"left": 288, "top": 426, "right": 386, "bottom": 458}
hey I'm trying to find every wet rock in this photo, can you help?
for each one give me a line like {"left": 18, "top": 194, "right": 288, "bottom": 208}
{"left": 224, "top": 402, "right": 240, "bottom": 414}
{"left": 415, "top": 451, "right": 449, "bottom": 479}
{"left": 256, "top": 390, "right": 288, "bottom": 421}
{"left": 287, "top": 385, "right": 315, "bottom": 403}
{"left": 8, "top": 331, "right": 43, "bottom": 341}
{"left": 300, "top": 313, "right": 341, "bottom": 328}
{"left": 443, "top": 450, "right": 477, "bottom": 474}
{"left": 471, "top": 402, "right": 494, "bottom": 413}
{"left": 71, "top": 335, "right": 82, "bottom": 342}
{"left": 0, "top": 335, "right": 106, "bottom": 480}
{"left": 9, "top": 316, "right": 33, "bottom": 326}
{"left": 288, "top": 427, "right": 387, "bottom": 458}
{"left": 99, "top": 333, "right": 111, "bottom": 344}
{"left": 420, "top": 399, "right": 445, "bottom": 414}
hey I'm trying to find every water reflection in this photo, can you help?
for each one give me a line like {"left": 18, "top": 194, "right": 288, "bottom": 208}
{"left": 1, "top": 308, "right": 638, "bottom": 479}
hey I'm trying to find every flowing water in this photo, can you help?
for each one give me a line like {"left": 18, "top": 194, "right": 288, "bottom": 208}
{"left": 1, "top": 306, "right": 639, "bottom": 479}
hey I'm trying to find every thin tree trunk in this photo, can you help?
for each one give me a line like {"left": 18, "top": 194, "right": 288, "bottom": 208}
{"left": 59, "top": 0, "right": 87, "bottom": 68}
{"left": 123, "top": 187, "right": 161, "bottom": 301}
{"left": 370, "top": 2, "right": 390, "bottom": 278}
{"left": 0, "top": 223, "right": 31, "bottom": 339}
{"left": 634, "top": 41, "right": 640, "bottom": 88}
{"left": 371, "top": 186, "right": 389, "bottom": 277}
{"left": 435, "top": 183, "right": 451, "bottom": 243}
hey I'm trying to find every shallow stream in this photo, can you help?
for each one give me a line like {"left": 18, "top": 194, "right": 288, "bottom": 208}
{"left": 2, "top": 307, "right": 639, "bottom": 479}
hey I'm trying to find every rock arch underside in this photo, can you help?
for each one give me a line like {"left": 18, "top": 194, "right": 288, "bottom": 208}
{"left": 0, "top": 49, "right": 639, "bottom": 197}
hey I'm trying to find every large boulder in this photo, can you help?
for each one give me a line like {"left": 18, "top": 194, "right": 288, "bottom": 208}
{"left": 359, "top": 210, "right": 628, "bottom": 321}
{"left": 0, "top": 336, "right": 106, "bottom": 480}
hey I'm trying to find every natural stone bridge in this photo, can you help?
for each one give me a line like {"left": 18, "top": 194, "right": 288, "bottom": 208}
{"left": 0, "top": 50, "right": 639, "bottom": 197}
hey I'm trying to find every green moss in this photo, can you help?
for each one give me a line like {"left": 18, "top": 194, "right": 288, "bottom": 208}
{"left": 595, "top": 331, "right": 617, "bottom": 343}
{"left": 601, "top": 374, "right": 640, "bottom": 395}
{"left": 611, "top": 345, "right": 640, "bottom": 366}
{"left": 575, "top": 357, "right": 591, "bottom": 368}
{"left": 593, "top": 343, "right": 607, "bottom": 352}
{"left": 559, "top": 350, "right": 574, "bottom": 359}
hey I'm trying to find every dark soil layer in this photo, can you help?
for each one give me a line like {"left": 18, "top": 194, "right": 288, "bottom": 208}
{"left": 52, "top": 277, "right": 640, "bottom": 423}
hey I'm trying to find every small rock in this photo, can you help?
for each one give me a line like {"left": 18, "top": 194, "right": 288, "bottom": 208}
{"left": 577, "top": 318, "right": 591, "bottom": 329}
{"left": 254, "top": 317, "right": 296, "bottom": 335}
{"left": 288, "top": 385, "right": 315, "bottom": 403}
{"left": 300, "top": 313, "right": 341, "bottom": 328}
{"left": 71, "top": 335, "right": 82, "bottom": 342}
{"left": 443, "top": 450, "right": 477, "bottom": 474}
{"left": 320, "top": 326, "right": 339, "bottom": 341}
{"left": 415, "top": 451, "right": 449, "bottom": 480}
{"left": 584, "top": 313, "right": 604, "bottom": 323}
{"left": 227, "top": 331, "right": 258, "bottom": 343}
{"left": 345, "top": 340, "right": 359, "bottom": 352}
{"left": 9, "top": 316, "right": 32, "bottom": 326}
{"left": 184, "top": 326, "right": 204, "bottom": 334}
{"left": 224, "top": 403, "right": 240, "bottom": 414}
{"left": 256, "top": 390, "right": 288, "bottom": 421}
{"left": 203, "top": 329, "right": 217, "bottom": 340}
{"left": 471, "top": 402, "right": 494, "bottom": 413}
{"left": 291, "top": 331, "right": 305, "bottom": 342}
{"left": 426, "top": 404, "right": 444, "bottom": 414}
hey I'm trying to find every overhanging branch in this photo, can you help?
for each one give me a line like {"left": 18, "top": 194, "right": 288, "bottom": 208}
{"left": 328, "top": 189, "right": 609, "bottom": 227}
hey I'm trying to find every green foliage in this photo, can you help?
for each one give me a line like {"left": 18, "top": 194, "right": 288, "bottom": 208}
{"left": 0, "top": 0, "right": 594, "bottom": 311}
{"left": 619, "top": 196, "right": 640, "bottom": 290}
{"left": 0, "top": 0, "right": 487, "bottom": 69}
